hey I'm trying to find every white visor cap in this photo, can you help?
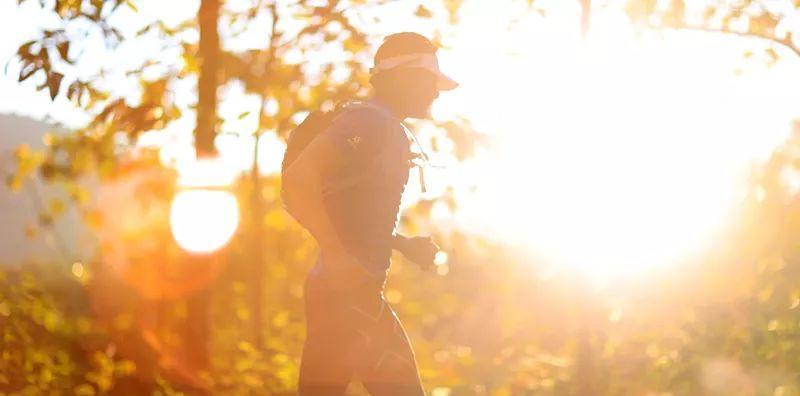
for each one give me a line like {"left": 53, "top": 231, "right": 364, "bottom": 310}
{"left": 371, "top": 53, "right": 459, "bottom": 91}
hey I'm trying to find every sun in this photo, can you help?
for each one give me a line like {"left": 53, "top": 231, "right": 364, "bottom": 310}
{"left": 169, "top": 157, "right": 241, "bottom": 254}
{"left": 431, "top": 6, "right": 798, "bottom": 283}
{"left": 170, "top": 189, "right": 240, "bottom": 254}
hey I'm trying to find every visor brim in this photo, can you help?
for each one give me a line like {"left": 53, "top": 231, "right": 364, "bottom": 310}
{"left": 435, "top": 72, "right": 459, "bottom": 91}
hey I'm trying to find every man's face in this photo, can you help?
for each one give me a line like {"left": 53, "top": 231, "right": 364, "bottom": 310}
{"left": 392, "top": 67, "right": 440, "bottom": 119}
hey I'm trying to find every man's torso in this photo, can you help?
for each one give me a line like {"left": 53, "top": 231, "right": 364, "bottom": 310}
{"left": 319, "top": 100, "right": 412, "bottom": 280}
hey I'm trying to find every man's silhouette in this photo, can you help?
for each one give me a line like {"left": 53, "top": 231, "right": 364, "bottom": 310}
{"left": 282, "top": 32, "right": 458, "bottom": 395}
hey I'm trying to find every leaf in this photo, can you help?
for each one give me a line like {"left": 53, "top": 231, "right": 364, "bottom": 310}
{"left": 48, "top": 72, "right": 64, "bottom": 100}
{"left": 74, "top": 384, "right": 96, "bottom": 396}
{"left": 18, "top": 62, "right": 37, "bottom": 82}
{"left": 49, "top": 198, "right": 66, "bottom": 217}
{"left": 663, "top": 0, "right": 685, "bottom": 27}
{"left": 343, "top": 36, "right": 366, "bottom": 53}
{"left": 14, "top": 144, "right": 45, "bottom": 178}
{"left": 16, "top": 39, "right": 36, "bottom": 57}
{"left": 67, "top": 183, "right": 91, "bottom": 204}
{"left": 414, "top": 4, "right": 433, "bottom": 18}
{"left": 14, "top": 143, "right": 30, "bottom": 162}
{"left": 749, "top": 13, "right": 778, "bottom": 37}
{"left": 38, "top": 212, "right": 54, "bottom": 226}
{"left": 135, "top": 22, "right": 154, "bottom": 37}
{"left": 444, "top": 0, "right": 464, "bottom": 23}
{"left": 625, "top": 0, "right": 657, "bottom": 22}
{"left": 114, "top": 360, "right": 136, "bottom": 376}
{"left": 166, "top": 105, "right": 182, "bottom": 121}
{"left": 67, "top": 80, "right": 82, "bottom": 103}
{"left": 56, "top": 0, "right": 69, "bottom": 18}
{"left": 765, "top": 47, "right": 779, "bottom": 67}
{"left": 181, "top": 46, "right": 200, "bottom": 73}
{"left": 83, "top": 209, "right": 104, "bottom": 229}
{"left": 702, "top": 7, "right": 716, "bottom": 22}
{"left": 86, "top": 86, "right": 110, "bottom": 107}
{"left": 271, "top": 310, "right": 289, "bottom": 328}
{"left": 57, "top": 41, "right": 71, "bottom": 63}
{"left": 142, "top": 78, "right": 167, "bottom": 104}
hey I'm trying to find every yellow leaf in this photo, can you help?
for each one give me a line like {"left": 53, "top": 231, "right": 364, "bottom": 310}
{"left": 68, "top": 184, "right": 91, "bottom": 204}
{"left": 182, "top": 52, "right": 199, "bottom": 74}
{"left": 49, "top": 198, "right": 66, "bottom": 217}
{"left": 125, "top": 0, "right": 138, "bottom": 12}
{"left": 83, "top": 210, "right": 104, "bottom": 229}
{"left": 74, "top": 384, "right": 96, "bottom": 396}
{"left": 272, "top": 310, "right": 289, "bottom": 328}
{"left": 42, "top": 132, "right": 54, "bottom": 146}
{"left": 238, "top": 341, "right": 255, "bottom": 353}
{"left": 414, "top": 4, "right": 433, "bottom": 18}
{"left": 7, "top": 174, "right": 23, "bottom": 193}
{"left": 343, "top": 37, "right": 366, "bottom": 53}
{"left": 115, "top": 360, "right": 136, "bottom": 376}
{"left": 768, "top": 319, "right": 779, "bottom": 331}
{"left": 0, "top": 302, "right": 10, "bottom": 317}
{"left": 236, "top": 307, "right": 250, "bottom": 321}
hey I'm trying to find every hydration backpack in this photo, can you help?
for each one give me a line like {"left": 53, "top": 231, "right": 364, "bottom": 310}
{"left": 281, "top": 109, "right": 338, "bottom": 176}
{"left": 280, "top": 101, "right": 431, "bottom": 212}
{"left": 280, "top": 101, "right": 393, "bottom": 217}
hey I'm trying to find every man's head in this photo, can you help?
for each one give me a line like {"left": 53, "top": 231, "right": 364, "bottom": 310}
{"left": 370, "top": 32, "right": 458, "bottom": 119}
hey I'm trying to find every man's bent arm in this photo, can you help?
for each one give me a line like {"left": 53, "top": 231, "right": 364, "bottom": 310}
{"left": 283, "top": 134, "right": 353, "bottom": 266}
{"left": 391, "top": 233, "right": 409, "bottom": 251}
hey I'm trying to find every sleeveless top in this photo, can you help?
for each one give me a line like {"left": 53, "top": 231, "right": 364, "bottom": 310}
{"left": 317, "top": 99, "right": 412, "bottom": 281}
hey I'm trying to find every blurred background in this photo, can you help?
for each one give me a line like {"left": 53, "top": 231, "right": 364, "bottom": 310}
{"left": 2, "top": 0, "right": 800, "bottom": 394}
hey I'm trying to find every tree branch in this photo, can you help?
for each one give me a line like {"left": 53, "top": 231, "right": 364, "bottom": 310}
{"left": 665, "top": 24, "right": 800, "bottom": 60}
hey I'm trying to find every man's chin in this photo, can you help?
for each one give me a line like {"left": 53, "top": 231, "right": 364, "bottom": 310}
{"left": 408, "top": 107, "right": 432, "bottom": 120}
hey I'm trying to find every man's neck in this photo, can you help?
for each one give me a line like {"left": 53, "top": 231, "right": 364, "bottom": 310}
{"left": 370, "top": 94, "right": 407, "bottom": 120}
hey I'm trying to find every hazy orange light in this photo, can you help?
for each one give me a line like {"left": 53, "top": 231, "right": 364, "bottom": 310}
{"left": 170, "top": 189, "right": 239, "bottom": 254}
{"left": 432, "top": 9, "right": 800, "bottom": 284}
{"left": 169, "top": 157, "right": 240, "bottom": 254}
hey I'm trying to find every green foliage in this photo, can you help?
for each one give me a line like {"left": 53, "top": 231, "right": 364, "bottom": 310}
{"left": 0, "top": 267, "right": 138, "bottom": 395}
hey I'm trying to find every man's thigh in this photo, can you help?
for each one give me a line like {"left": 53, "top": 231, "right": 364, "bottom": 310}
{"left": 299, "top": 276, "right": 361, "bottom": 395}
{"left": 300, "top": 274, "right": 423, "bottom": 396}
{"left": 357, "top": 305, "right": 425, "bottom": 396}
{"left": 298, "top": 334, "right": 356, "bottom": 395}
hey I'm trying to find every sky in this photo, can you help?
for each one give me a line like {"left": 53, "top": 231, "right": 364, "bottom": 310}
{"left": 2, "top": 0, "right": 800, "bottom": 281}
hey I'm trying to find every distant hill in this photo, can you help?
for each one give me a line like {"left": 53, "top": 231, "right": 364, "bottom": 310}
{"left": 0, "top": 113, "right": 96, "bottom": 266}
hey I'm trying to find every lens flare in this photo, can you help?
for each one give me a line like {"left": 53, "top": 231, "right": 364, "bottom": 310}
{"left": 170, "top": 189, "right": 239, "bottom": 254}
{"left": 433, "top": 16, "right": 799, "bottom": 283}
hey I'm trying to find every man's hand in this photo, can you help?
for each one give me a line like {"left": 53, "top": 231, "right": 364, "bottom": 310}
{"left": 394, "top": 235, "right": 439, "bottom": 270}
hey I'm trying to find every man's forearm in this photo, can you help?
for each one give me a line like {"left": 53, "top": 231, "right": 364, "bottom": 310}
{"left": 391, "top": 233, "right": 408, "bottom": 251}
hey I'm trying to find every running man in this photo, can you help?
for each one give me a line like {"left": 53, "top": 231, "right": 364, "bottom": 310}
{"left": 282, "top": 32, "right": 459, "bottom": 395}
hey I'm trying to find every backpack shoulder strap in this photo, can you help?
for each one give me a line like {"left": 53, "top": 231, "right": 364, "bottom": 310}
{"left": 322, "top": 101, "right": 402, "bottom": 195}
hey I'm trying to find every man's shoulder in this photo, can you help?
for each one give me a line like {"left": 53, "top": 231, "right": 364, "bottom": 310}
{"left": 331, "top": 102, "right": 398, "bottom": 132}
{"left": 322, "top": 102, "right": 405, "bottom": 155}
